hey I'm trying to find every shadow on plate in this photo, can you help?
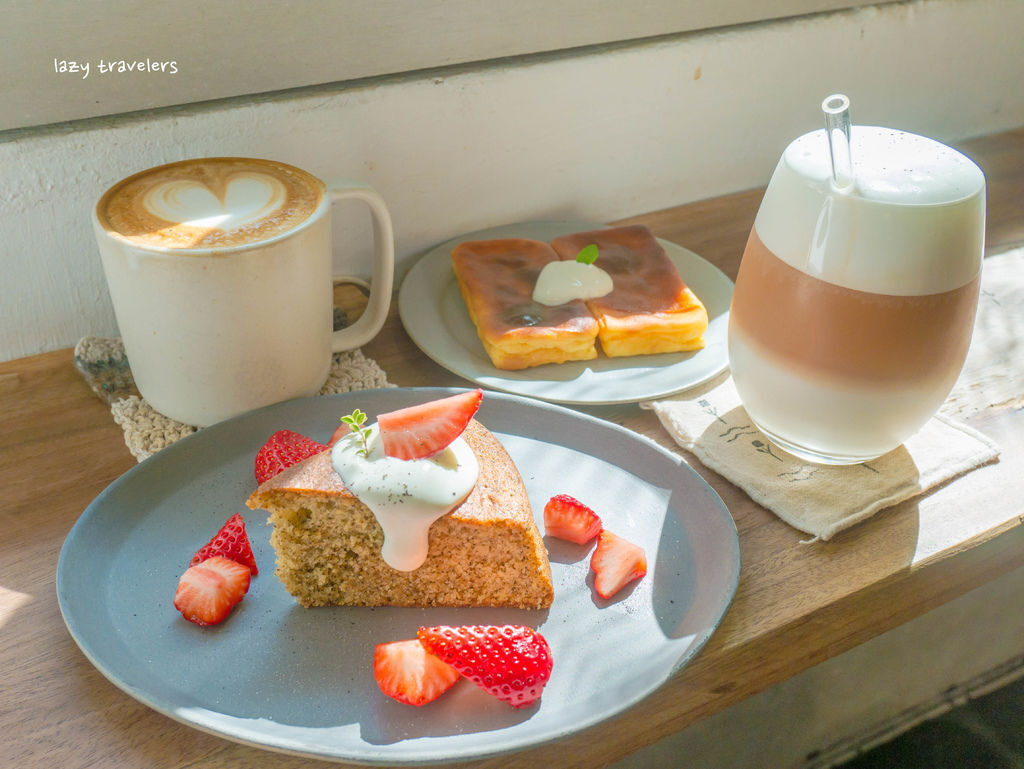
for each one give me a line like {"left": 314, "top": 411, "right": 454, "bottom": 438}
{"left": 208, "top": 603, "right": 551, "bottom": 738}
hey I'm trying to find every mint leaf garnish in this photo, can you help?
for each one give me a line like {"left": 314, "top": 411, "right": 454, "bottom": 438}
{"left": 341, "top": 408, "right": 372, "bottom": 456}
{"left": 575, "top": 244, "right": 599, "bottom": 265}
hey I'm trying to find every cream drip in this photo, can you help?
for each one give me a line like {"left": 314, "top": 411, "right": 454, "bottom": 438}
{"left": 330, "top": 425, "right": 479, "bottom": 571}
{"left": 532, "top": 260, "right": 613, "bottom": 305}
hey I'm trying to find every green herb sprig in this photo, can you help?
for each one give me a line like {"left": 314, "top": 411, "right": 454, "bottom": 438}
{"left": 341, "top": 409, "right": 372, "bottom": 456}
{"left": 575, "top": 244, "right": 599, "bottom": 265}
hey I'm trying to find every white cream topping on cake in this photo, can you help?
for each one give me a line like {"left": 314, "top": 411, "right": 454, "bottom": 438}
{"left": 532, "top": 260, "right": 613, "bottom": 305}
{"left": 331, "top": 426, "right": 479, "bottom": 571}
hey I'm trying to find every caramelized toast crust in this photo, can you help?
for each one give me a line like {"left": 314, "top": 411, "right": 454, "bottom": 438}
{"left": 549, "top": 225, "right": 708, "bottom": 357}
{"left": 451, "top": 238, "right": 599, "bottom": 370}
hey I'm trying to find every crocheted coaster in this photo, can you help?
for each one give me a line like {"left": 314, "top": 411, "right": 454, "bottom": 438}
{"left": 74, "top": 336, "right": 393, "bottom": 461}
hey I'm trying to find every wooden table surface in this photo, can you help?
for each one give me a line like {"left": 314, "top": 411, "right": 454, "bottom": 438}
{"left": 4, "top": 127, "right": 1023, "bottom": 769}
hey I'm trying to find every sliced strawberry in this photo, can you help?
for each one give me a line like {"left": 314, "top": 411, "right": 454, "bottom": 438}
{"left": 378, "top": 389, "right": 483, "bottom": 460}
{"left": 373, "top": 638, "right": 461, "bottom": 706}
{"left": 590, "top": 529, "right": 647, "bottom": 599}
{"left": 544, "top": 494, "right": 603, "bottom": 544}
{"left": 189, "top": 513, "right": 258, "bottom": 575}
{"left": 417, "top": 624, "right": 553, "bottom": 708}
{"left": 254, "top": 429, "right": 326, "bottom": 484}
{"left": 327, "top": 421, "right": 351, "bottom": 447}
{"left": 173, "top": 555, "right": 251, "bottom": 626}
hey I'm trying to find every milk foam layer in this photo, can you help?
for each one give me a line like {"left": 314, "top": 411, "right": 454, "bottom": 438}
{"left": 331, "top": 426, "right": 479, "bottom": 572}
{"left": 755, "top": 126, "right": 985, "bottom": 295}
{"left": 96, "top": 157, "right": 325, "bottom": 250}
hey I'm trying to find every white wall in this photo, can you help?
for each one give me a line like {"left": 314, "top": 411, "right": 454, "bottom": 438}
{"left": 5, "top": 0, "right": 886, "bottom": 131}
{"left": 2, "top": 0, "right": 1023, "bottom": 361}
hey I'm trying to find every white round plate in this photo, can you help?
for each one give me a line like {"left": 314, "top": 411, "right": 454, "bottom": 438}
{"left": 398, "top": 221, "right": 733, "bottom": 404}
{"left": 57, "top": 388, "right": 740, "bottom": 765}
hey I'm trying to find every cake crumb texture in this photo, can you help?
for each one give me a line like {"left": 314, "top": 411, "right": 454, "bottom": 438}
{"left": 246, "top": 420, "right": 554, "bottom": 609}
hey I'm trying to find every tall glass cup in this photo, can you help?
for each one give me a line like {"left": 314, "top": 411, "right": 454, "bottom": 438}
{"left": 728, "top": 97, "right": 985, "bottom": 465}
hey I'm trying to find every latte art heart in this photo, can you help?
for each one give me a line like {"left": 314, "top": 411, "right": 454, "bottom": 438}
{"left": 96, "top": 157, "right": 325, "bottom": 250}
{"left": 144, "top": 174, "right": 289, "bottom": 230}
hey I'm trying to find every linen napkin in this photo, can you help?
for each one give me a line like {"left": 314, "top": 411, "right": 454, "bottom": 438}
{"left": 643, "top": 246, "right": 1024, "bottom": 541}
{"left": 643, "top": 375, "right": 999, "bottom": 541}
{"left": 74, "top": 336, "right": 393, "bottom": 461}
{"left": 941, "top": 247, "right": 1024, "bottom": 418}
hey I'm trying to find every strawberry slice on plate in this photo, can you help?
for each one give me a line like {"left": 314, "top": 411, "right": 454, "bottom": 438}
{"left": 189, "top": 513, "right": 258, "bottom": 575}
{"left": 326, "top": 421, "right": 351, "bottom": 447}
{"left": 373, "top": 638, "right": 462, "bottom": 706}
{"left": 254, "top": 429, "right": 326, "bottom": 484}
{"left": 544, "top": 494, "right": 603, "bottom": 544}
{"left": 173, "top": 555, "right": 251, "bottom": 626}
{"left": 377, "top": 389, "right": 483, "bottom": 460}
{"left": 418, "top": 624, "right": 553, "bottom": 708}
{"left": 590, "top": 529, "right": 647, "bottom": 599}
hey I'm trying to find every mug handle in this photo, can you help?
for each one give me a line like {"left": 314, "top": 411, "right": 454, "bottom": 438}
{"left": 326, "top": 180, "right": 395, "bottom": 351}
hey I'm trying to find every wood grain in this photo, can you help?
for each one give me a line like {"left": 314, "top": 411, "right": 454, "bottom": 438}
{"left": 3, "top": 128, "right": 1023, "bottom": 769}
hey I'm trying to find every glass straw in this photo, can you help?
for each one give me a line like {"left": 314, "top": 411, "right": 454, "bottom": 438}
{"left": 822, "top": 94, "right": 853, "bottom": 189}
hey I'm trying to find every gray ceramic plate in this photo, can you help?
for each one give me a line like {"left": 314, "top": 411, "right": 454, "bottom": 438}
{"left": 398, "top": 221, "right": 734, "bottom": 404}
{"left": 57, "top": 388, "right": 740, "bottom": 765}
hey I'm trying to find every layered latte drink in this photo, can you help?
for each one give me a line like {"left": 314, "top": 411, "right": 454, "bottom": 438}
{"left": 729, "top": 127, "right": 985, "bottom": 464}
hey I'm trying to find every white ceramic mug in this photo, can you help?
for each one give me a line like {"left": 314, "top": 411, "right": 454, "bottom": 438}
{"left": 93, "top": 157, "right": 394, "bottom": 427}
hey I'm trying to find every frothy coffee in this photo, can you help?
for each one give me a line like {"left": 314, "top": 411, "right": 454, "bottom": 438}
{"left": 754, "top": 126, "right": 985, "bottom": 295}
{"left": 96, "top": 157, "right": 325, "bottom": 249}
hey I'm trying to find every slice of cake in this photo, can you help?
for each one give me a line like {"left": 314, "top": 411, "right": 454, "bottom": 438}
{"left": 246, "top": 400, "right": 554, "bottom": 609}
{"left": 451, "top": 238, "right": 599, "bottom": 370}
{"left": 549, "top": 225, "right": 708, "bottom": 357}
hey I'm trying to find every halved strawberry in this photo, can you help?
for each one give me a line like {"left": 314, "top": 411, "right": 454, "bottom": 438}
{"left": 377, "top": 389, "right": 483, "bottom": 460}
{"left": 189, "top": 513, "right": 258, "bottom": 575}
{"left": 544, "top": 494, "right": 603, "bottom": 544}
{"left": 254, "top": 429, "right": 326, "bottom": 484}
{"left": 590, "top": 529, "right": 647, "bottom": 599}
{"left": 373, "top": 638, "right": 461, "bottom": 706}
{"left": 327, "top": 421, "right": 351, "bottom": 447}
{"left": 417, "top": 624, "right": 553, "bottom": 708}
{"left": 173, "top": 555, "right": 251, "bottom": 626}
